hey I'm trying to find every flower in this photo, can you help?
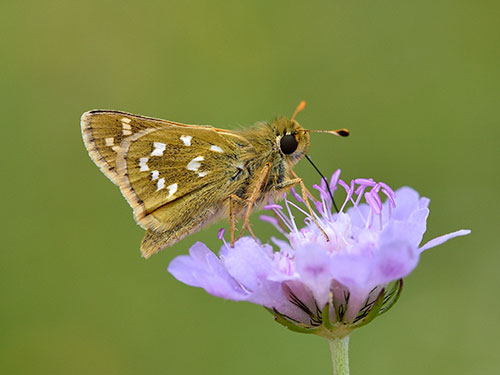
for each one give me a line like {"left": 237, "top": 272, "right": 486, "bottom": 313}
{"left": 168, "top": 171, "right": 470, "bottom": 338}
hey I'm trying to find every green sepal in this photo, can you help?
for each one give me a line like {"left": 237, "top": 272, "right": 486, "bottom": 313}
{"left": 332, "top": 292, "right": 348, "bottom": 323}
{"left": 352, "top": 288, "right": 385, "bottom": 329}
{"left": 322, "top": 301, "right": 334, "bottom": 329}
{"left": 266, "top": 308, "right": 319, "bottom": 335}
{"left": 379, "top": 279, "right": 403, "bottom": 315}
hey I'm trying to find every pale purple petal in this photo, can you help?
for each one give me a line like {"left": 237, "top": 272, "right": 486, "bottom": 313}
{"left": 219, "top": 239, "right": 295, "bottom": 309}
{"left": 245, "top": 279, "right": 290, "bottom": 309}
{"left": 329, "top": 251, "right": 376, "bottom": 322}
{"left": 392, "top": 187, "right": 423, "bottom": 220}
{"left": 406, "top": 208, "right": 429, "bottom": 246}
{"left": 330, "top": 249, "right": 373, "bottom": 294}
{"left": 419, "top": 229, "right": 471, "bottom": 252}
{"left": 220, "top": 237, "right": 274, "bottom": 292}
{"left": 295, "top": 244, "right": 333, "bottom": 307}
{"left": 373, "top": 239, "right": 419, "bottom": 284}
{"left": 168, "top": 242, "right": 247, "bottom": 300}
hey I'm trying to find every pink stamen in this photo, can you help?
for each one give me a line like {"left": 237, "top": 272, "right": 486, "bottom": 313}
{"left": 313, "top": 183, "right": 328, "bottom": 200}
{"left": 286, "top": 199, "right": 315, "bottom": 219}
{"left": 264, "top": 204, "right": 283, "bottom": 210}
{"left": 366, "top": 206, "right": 374, "bottom": 228}
{"left": 354, "top": 178, "right": 376, "bottom": 187}
{"left": 259, "top": 171, "right": 400, "bottom": 239}
{"left": 382, "top": 188, "right": 396, "bottom": 208}
{"left": 259, "top": 215, "right": 286, "bottom": 235}
{"left": 338, "top": 179, "right": 350, "bottom": 193}
{"left": 314, "top": 199, "right": 323, "bottom": 214}
{"left": 373, "top": 192, "right": 383, "bottom": 212}
{"left": 283, "top": 195, "right": 298, "bottom": 233}
{"left": 259, "top": 215, "right": 279, "bottom": 226}
{"left": 355, "top": 185, "right": 368, "bottom": 206}
{"left": 355, "top": 185, "right": 364, "bottom": 196}
{"left": 330, "top": 169, "right": 341, "bottom": 190}
{"left": 266, "top": 199, "right": 294, "bottom": 232}
{"left": 320, "top": 178, "right": 328, "bottom": 192}
{"left": 218, "top": 227, "right": 230, "bottom": 249}
{"left": 379, "top": 182, "right": 396, "bottom": 201}
{"left": 339, "top": 179, "right": 355, "bottom": 212}
{"left": 217, "top": 228, "right": 225, "bottom": 240}
{"left": 367, "top": 190, "right": 382, "bottom": 215}
{"left": 290, "top": 187, "right": 303, "bottom": 203}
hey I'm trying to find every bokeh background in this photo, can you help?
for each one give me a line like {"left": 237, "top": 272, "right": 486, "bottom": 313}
{"left": 1, "top": 1, "right": 498, "bottom": 374}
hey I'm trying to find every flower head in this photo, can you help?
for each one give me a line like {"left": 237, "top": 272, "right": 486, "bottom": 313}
{"left": 168, "top": 171, "right": 470, "bottom": 338}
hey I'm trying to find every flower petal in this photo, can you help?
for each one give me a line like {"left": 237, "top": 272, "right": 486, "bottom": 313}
{"left": 374, "top": 239, "right": 419, "bottom": 284}
{"left": 406, "top": 207, "right": 429, "bottom": 246}
{"left": 419, "top": 229, "right": 471, "bottom": 252}
{"left": 295, "top": 244, "right": 333, "bottom": 308}
{"left": 392, "top": 187, "right": 426, "bottom": 220}
{"left": 220, "top": 237, "right": 274, "bottom": 292}
{"left": 168, "top": 242, "right": 247, "bottom": 300}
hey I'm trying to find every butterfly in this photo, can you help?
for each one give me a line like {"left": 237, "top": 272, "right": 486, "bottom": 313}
{"left": 81, "top": 101, "right": 348, "bottom": 258}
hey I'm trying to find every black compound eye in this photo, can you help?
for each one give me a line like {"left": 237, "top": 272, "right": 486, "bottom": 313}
{"left": 280, "top": 134, "right": 298, "bottom": 154}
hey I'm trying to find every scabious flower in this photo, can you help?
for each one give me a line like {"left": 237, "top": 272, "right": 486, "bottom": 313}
{"left": 168, "top": 170, "right": 470, "bottom": 344}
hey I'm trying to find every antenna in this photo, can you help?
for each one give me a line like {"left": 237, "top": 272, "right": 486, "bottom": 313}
{"left": 306, "top": 128, "right": 349, "bottom": 137}
{"left": 291, "top": 100, "right": 307, "bottom": 121}
{"left": 305, "top": 155, "right": 340, "bottom": 213}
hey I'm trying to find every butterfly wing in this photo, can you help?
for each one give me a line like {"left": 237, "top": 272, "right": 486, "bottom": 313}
{"left": 81, "top": 110, "right": 217, "bottom": 184}
{"left": 82, "top": 110, "right": 252, "bottom": 257}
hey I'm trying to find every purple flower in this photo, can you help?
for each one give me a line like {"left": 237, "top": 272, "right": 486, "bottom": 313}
{"left": 168, "top": 171, "right": 470, "bottom": 338}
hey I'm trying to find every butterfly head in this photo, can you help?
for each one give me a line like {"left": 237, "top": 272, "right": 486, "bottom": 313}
{"left": 271, "top": 100, "right": 349, "bottom": 164}
{"left": 272, "top": 118, "right": 311, "bottom": 164}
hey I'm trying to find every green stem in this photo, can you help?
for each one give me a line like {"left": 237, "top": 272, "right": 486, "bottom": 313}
{"left": 328, "top": 336, "right": 350, "bottom": 375}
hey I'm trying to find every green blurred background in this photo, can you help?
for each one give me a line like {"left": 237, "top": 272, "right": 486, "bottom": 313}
{"left": 1, "top": 0, "right": 498, "bottom": 374}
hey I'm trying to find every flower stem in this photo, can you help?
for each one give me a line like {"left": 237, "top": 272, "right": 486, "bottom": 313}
{"left": 328, "top": 336, "right": 350, "bottom": 375}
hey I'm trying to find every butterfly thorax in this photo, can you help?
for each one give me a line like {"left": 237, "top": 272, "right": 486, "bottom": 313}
{"left": 231, "top": 118, "right": 310, "bottom": 205}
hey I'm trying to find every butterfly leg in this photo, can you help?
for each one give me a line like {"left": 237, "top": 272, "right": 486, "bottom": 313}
{"left": 276, "top": 177, "right": 330, "bottom": 242}
{"left": 229, "top": 194, "right": 247, "bottom": 247}
{"left": 236, "top": 162, "right": 273, "bottom": 242}
{"left": 290, "top": 170, "right": 319, "bottom": 203}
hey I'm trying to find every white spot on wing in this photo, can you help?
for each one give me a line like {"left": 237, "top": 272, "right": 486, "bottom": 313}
{"left": 112, "top": 146, "right": 120, "bottom": 152}
{"left": 151, "top": 142, "right": 166, "bottom": 156}
{"left": 105, "top": 137, "right": 114, "bottom": 146}
{"left": 187, "top": 156, "right": 204, "bottom": 171}
{"left": 139, "top": 157, "right": 149, "bottom": 171}
{"left": 122, "top": 122, "right": 132, "bottom": 135}
{"left": 121, "top": 117, "right": 132, "bottom": 124}
{"left": 151, "top": 170, "right": 159, "bottom": 180}
{"left": 198, "top": 171, "right": 209, "bottom": 177}
{"left": 166, "top": 183, "right": 178, "bottom": 199}
{"left": 156, "top": 177, "right": 165, "bottom": 191}
{"left": 210, "top": 145, "right": 223, "bottom": 153}
{"left": 180, "top": 135, "right": 192, "bottom": 146}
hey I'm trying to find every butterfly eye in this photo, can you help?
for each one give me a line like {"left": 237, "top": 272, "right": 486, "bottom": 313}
{"left": 280, "top": 134, "right": 298, "bottom": 154}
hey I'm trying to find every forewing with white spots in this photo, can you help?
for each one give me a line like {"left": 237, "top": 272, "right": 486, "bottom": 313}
{"left": 81, "top": 110, "right": 216, "bottom": 184}
{"left": 115, "top": 126, "right": 248, "bottom": 232}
